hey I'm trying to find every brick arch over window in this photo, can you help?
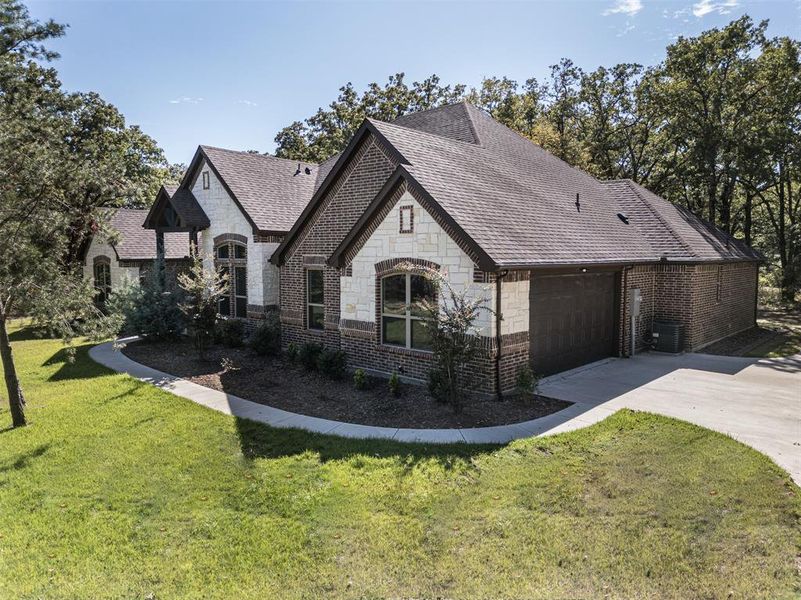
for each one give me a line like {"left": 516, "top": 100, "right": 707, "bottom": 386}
{"left": 374, "top": 257, "right": 440, "bottom": 278}
{"left": 213, "top": 232, "right": 248, "bottom": 246}
{"left": 93, "top": 255, "right": 111, "bottom": 266}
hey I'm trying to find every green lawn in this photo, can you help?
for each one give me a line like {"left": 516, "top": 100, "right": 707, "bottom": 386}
{"left": 747, "top": 307, "right": 801, "bottom": 358}
{"left": 0, "top": 325, "right": 799, "bottom": 599}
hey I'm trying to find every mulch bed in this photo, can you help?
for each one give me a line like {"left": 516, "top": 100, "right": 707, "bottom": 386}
{"left": 122, "top": 338, "right": 571, "bottom": 429}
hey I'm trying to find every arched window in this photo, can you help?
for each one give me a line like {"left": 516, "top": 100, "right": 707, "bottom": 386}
{"left": 215, "top": 240, "right": 247, "bottom": 318}
{"left": 93, "top": 257, "right": 111, "bottom": 305}
{"left": 381, "top": 273, "right": 435, "bottom": 351}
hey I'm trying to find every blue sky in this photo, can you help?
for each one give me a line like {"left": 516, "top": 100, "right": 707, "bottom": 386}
{"left": 27, "top": 0, "right": 800, "bottom": 164}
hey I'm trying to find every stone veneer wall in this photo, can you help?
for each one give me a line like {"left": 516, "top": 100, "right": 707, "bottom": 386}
{"left": 191, "top": 159, "right": 280, "bottom": 318}
{"left": 82, "top": 237, "right": 141, "bottom": 290}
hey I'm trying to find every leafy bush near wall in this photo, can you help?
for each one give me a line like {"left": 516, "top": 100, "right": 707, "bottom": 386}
{"left": 515, "top": 365, "right": 541, "bottom": 398}
{"left": 388, "top": 372, "right": 401, "bottom": 397}
{"left": 109, "top": 262, "right": 185, "bottom": 340}
{"left": 249, "top": 312, "right": 281, "bottom": 356}
{"left": 286, "top": 342, "right": 299, "bottom": 362}
{"left": 317, "top": 348, "right": 347, "bottom": 379}
{"left": 298, "top": 343, "right": 323, "bottom": 371}
{"left": 215, "top": 318, "right": 245, "bottom": 348}
{"left": 353, "top": 368, "right": 367, "bottom": 390}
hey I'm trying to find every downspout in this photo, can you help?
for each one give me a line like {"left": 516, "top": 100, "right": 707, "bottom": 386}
{"left": 495, "top": 269, "right": 509, "bottom": 401}
{"left": 622, "top": 265, "right": 633, "bottom": 358}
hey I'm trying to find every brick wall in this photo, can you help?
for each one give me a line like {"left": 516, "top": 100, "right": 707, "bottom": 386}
{"left": 688, "top": 262, "right": 758, "bottom": 349}
{"left": 620, "top": 261, "right": 758, "bottom": 353}
{"left": 280, "top": 135, "right": 398, "bottom": 351}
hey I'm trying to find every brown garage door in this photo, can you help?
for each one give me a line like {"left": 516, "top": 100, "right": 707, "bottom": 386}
{"left": 529, "top": 272, "right": 618, "bottom": 375}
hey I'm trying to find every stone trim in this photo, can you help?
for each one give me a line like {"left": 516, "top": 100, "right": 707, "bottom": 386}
{"left": 118, "top": 260, "right": 143, "bottom": 268}
{"left": 303, "top": 255, "right": 327, "bottom": 267}
{"left": 213, "top": 232, "right": 248, "bottom": 246}
{"left": 93, "top": 255, "right": 111, "bottom": 266}
{"left": 339, "top": 318, "right": 375, "bottom": 339}
{"left": 254, "top": 234, "right": 284, "bottom": 244}
{"left": 343, "top": 265, "right": 353, "bottom": 277}
{"left": 280, "top": 308, "right": 303, "bottom": 326}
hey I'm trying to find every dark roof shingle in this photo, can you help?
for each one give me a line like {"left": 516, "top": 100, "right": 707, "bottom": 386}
{"left": 366, "top": 102, "right": 759, "bottom": 266}
{"left": 110, "top": 208, "right": 189, "bottom": 261}
{"left": 199, "top": 146, "right": 320, "bottom": 232}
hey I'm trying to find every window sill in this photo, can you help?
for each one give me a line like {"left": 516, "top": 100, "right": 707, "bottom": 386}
{"left": 379, "top": 344, "right": 433, "bottom": 358}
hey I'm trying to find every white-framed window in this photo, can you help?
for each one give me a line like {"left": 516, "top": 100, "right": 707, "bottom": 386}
{"left": 307, "top": 269, "right": 324, "bottom": 330}
{"left": 93, "top": 261, "right": 111, "bottom": 305}
{"left": 215, "top": 241, "right": 247, "bottom": 318}
{"left": 202, "top": 171, "right": 210, "bottom": 190}
{"left": 381, "top": 273, "right": 435, "bottom": 351}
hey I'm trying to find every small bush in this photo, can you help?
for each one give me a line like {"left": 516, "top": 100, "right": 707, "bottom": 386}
{"left": 116, "top": 260, "right": 186, "bottom": 340}
{"left": 427, "top": 368, "right": 452, "bottom": 404}
{"left": 353, "top": 368, "right": 367, "bottom": 390}
{"left": 516, "top": 365, "right": 540, "bottom": 398}
{"left": 298, "top": 342, "right": 323, "bottom": 371}
{"left": 249, "top": 312, "right": 281, "bottom": 356}
{"left": 287, "top": 342, "right": 299, "bottom": 362}
{"left": 388, "top": 372, "right": 401, "bottom": 397}
{"left": 317, "top": 348, "right": 347, "bottom": 379}
{"left": 216, "top": 318, "right": 245, "bottom": 348}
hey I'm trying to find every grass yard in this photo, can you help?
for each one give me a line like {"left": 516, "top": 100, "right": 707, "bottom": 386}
{"left": 0, "top": 324, "right": 799, "bottom": 599}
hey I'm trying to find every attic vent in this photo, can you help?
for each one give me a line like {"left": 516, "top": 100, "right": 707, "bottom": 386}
{"left": 617, "top": 212, "right": 630, "bottom": 224}
{"left": 304, "top": 167, "right": 311, "bottom": 175}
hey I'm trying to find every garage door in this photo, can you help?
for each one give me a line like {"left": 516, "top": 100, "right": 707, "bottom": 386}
{"left": 529, "top": 272, "right": 618, "bottom": 376}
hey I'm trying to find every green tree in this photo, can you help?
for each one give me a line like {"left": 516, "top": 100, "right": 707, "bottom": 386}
{"left": 0, "top": 1, "right": 168, "bottom": 427}
{"left": 177, "top": 250, "right": 228, "bottom": 360}
{"left": 652, "top": 16, "right": 767, "bottom": 231}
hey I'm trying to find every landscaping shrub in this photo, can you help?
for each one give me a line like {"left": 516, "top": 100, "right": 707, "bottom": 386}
{"left": 353, "top": 368, "right": 367, "bottom": 390}
{"left": 388, "top": 371, "right": 401, "bottom": 396}
{"left": 298, "top": 342, "right": 323, "bottom": 371}
{"left": 178, "top": 251, "right": 228, "bottom": 360}
{"left": 427, "top": 368, "right": 452, "bottom": 404}
{"left": 317, "top": 348, "right": 347, "bottom": 379}
{"left": 216, "top": 318, "right": 245, "bottom": 348}
{"left": 286, "top": 342, "right": 299, "bottom": 362}
{"left": 114, "top": 260, "right": 185, "bottom": 340}
{"left": 248, "top": 312, "right": 281, "bottom": 356}
{"left": 516, "top": 365, "right": 540, "bottom": 398}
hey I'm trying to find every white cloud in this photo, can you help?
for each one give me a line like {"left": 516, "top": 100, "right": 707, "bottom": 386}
{"left": 169, "top": 96, "right": 204, "bottom": 105}
{"left": 603, "top": 0, "right": 643, "bottom": 16}
{"left": 237, "top": 100, "right": 258, "bottom": 107}
{"left": 692, "top": 0, "right": 738, "bottom": 17}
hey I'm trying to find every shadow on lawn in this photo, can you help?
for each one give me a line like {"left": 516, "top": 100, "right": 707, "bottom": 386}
{"left": 233, "top": 416, "right": 499, "bottom": 464}
{"left": 44, "top": 343, "right": 109, "bottom": 382}
{"left": 0, "top": 443, "right": 49, "bottom": 475}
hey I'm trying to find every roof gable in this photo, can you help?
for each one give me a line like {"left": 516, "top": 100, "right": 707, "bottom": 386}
{"left": 183, "top": 145, "right": 321, "bottom": 234}
{"left": 143, "top": 184, "right": 209, "bottom": 232}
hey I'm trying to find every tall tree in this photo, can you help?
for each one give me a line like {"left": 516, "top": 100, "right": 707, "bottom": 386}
{"left": 652, "top": 16, "right": 767, "bottom": 231}
{"left": 0, "top": 1, "right": 166, "bottom": 427}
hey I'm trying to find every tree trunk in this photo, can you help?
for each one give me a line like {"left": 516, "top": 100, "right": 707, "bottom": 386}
{"left": 0, "top": 314, "right": 26, "bottom": 427}
{"left": 744, "top": 193, "right": 753, "bottom": 246}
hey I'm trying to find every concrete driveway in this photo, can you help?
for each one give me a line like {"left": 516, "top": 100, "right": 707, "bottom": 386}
{"left": 538, "top": 352, "right": 801, "bottom": 484}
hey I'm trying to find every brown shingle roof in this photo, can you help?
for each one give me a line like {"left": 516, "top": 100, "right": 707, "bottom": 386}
{"left": 110, "top": 208, "right": 189, "bottom": 261}
{"left": 368, "top": 102, "right": 760, "bottom": 266}
{"left": 199, "top": 146, "right": 320, "bottom": 233}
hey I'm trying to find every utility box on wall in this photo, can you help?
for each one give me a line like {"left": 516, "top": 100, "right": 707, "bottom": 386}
{"left": 630, "top": 288, "right": 642, "bottom": 317}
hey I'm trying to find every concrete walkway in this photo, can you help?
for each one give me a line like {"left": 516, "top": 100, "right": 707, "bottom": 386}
{"left": 89, "top": 340, "right": 800, "bottom": 482}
